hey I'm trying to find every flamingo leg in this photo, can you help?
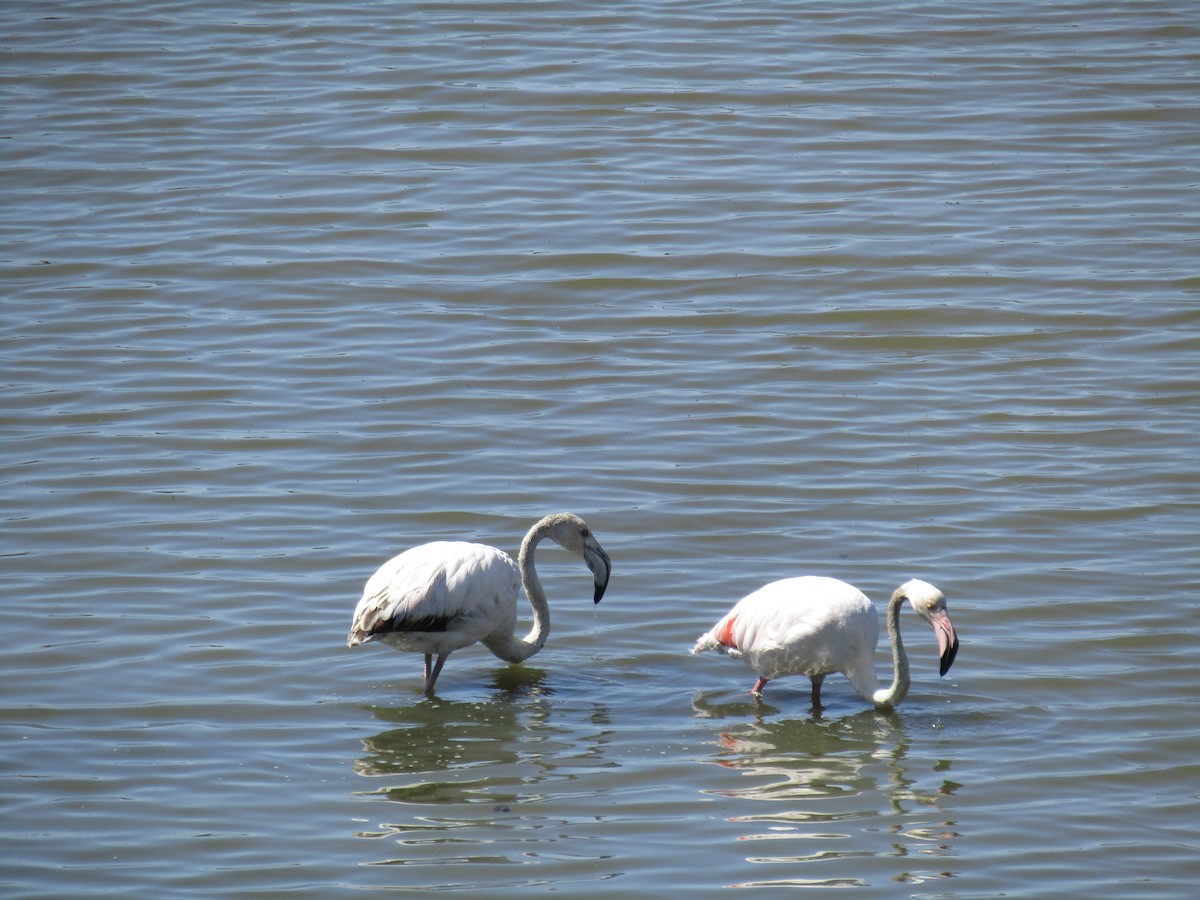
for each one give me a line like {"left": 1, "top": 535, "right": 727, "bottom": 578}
{"left": 423, "top": 653, "right": 449, "bottom": 696}
{"left": 811, "top": 674, "right": 826, "bottom": 708}
{"left": 751, "top": 677, "right": 768, "bottom": 697}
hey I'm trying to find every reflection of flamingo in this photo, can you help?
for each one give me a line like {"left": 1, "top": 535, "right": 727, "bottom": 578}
{"left": 348, "top": 513, "right": 611, "bottom": 696}
{"left": 692, "top": 576, "right": 959, "bottom": 709}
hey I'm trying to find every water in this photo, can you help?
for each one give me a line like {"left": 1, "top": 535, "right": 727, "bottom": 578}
{"left": 3, "top": 1, "right": 1198, "bottom": 896}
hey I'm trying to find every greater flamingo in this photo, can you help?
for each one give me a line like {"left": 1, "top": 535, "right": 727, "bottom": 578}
{"left": 348, "top": 513, "right": 611, "bottom": 696}
{"left": 691, "top": 576, "right": 959, "bottom": 709}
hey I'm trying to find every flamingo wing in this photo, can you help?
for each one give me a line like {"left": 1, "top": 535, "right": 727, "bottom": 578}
{"left": 347, "top": 541, "right": 520, "bottom": 649}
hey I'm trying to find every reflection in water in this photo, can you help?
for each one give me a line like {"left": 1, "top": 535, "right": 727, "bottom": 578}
{"left": 693, "top": 693, "right": 960, "bottom": 889}
{"left": 354, "top": 668, "right": 555, "bottom": 791}
{"left": 350, "top": 668, "right": 619, "bottom": 886}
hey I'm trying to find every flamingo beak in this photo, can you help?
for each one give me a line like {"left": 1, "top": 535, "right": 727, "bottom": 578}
{"left": 930, "top": 608, "right": 959, "bottom": 676}
{"left": 584, "top": 544, "right": 611, "bottom": 605}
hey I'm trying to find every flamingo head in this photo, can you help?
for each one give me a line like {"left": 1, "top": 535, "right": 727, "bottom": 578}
{"left": 896, "top": 578, "right": 959, "bottom": 676}
{"left": 545, "top": 513, "right": 612, "bottom": 604}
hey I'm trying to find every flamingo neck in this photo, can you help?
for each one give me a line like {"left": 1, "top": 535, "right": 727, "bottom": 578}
{"left": 871, "top": 590, "right": 911, "bottom": 709}
{"left": 489, "top": 518, "right": 553, "bottom": 663}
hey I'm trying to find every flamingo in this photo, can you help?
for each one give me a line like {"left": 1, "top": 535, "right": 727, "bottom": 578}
{"left": 347, "top": 512, "right": 611, "bottom": 696}
{"left": 691, "top": 576, "right": 959, "bottom": 710}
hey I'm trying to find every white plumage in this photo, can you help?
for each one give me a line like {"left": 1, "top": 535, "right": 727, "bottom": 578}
{"left": 692, "top": 576, "right": 959, "bottom": 709}
{"left": 348, "top": 513, "right": 611, "bottom": 696}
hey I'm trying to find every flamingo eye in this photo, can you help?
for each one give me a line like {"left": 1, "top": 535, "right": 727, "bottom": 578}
{"left": 580, "top": 527, "right": 590, "bottom": 538}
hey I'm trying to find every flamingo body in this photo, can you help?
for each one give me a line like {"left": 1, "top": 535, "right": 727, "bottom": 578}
{"left": 348, "top": 513, "right": 611, "bottom": 696}
{"left": 348, "top": 541, "right": 522, "bottom": 659}
{"left": 699, "top": 576, "right": 879, "bottom": 689}
{"left": 692, "top": 576, "right": 959, "bottom": 709}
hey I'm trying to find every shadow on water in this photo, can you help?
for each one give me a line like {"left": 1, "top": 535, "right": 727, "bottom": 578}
{"left": 691, "top": 693, "right": 962, "bottom": 890}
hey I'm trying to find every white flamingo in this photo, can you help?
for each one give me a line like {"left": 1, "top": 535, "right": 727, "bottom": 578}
{"left": 691, "top": 576, "right": 959, "bottom": 709}
{"left": 347, "top": 513, "right": 611, "bottom": 696}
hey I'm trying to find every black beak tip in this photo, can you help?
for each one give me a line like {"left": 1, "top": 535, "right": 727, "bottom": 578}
{"left": 939, "top": 637, "right": 960, "bottom": 676}
{"left": 587, "top": 549, "right": 610, "bottom": 605}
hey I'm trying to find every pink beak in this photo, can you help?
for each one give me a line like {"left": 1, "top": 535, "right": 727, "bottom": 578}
{"left": 929, "top": 609, "right": 959, "bottom": 676}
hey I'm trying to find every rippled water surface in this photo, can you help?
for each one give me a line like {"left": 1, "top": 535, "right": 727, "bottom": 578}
{"left": 4, "top": 1, "right": 1198, "bottom": 897}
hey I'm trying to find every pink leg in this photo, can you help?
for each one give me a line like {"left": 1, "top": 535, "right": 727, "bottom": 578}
{"left": 423, "top": 653, "right": 448, "bottom": 696}
{"left": 751, "top": 677, "right": 768, "bottom": 697}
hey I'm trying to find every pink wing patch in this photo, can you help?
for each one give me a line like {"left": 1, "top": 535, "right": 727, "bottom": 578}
{"left": 716, "top": 614, "right": 739, "bottom": 650}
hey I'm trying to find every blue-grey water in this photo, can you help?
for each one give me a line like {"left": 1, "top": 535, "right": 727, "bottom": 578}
{"left": 3, "top": 1, "right": 1198, "bottom": 896}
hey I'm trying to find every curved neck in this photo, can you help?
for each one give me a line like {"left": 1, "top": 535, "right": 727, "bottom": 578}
{"left": 488, "top": 518, "right": 553, "bottom": 663}
{"left": 872, "top": 590, "right": 911, "bottom": 709}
